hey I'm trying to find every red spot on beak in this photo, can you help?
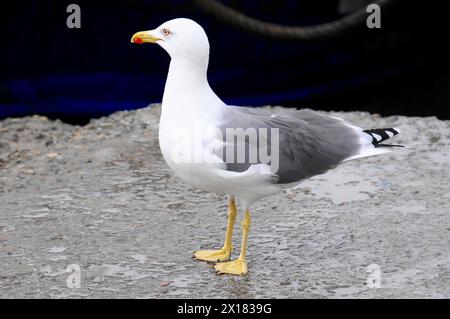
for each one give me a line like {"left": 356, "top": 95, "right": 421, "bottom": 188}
{"left": 134, "top": 37, "right": 143, "bottom": 44}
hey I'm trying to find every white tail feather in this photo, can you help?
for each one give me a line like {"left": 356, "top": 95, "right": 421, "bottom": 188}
{"left": 344, "top": 146, "right": 391, "bottom": 162}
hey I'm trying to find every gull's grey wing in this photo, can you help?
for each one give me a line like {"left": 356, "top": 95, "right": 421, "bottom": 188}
{"left": 216, "top": 106, "right": 361, "bottom": 184}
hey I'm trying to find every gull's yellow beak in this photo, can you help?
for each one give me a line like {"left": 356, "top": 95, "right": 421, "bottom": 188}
{"left": 130, "top": 31, "right": 161, "bottom": 44}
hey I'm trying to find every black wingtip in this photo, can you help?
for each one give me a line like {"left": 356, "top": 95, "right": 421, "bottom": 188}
{"left": 363, "top": 127, "right": 401, "bottom": 146}
{"left": 375, "top": 143, "right": 405, "bottom": 148}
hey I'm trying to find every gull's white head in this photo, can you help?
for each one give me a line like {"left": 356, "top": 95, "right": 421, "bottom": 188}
{"left": 131, "top": 18, "right": 209, "bottom": 62}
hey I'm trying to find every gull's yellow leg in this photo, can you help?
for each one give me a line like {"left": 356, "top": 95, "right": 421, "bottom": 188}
{"left": 214, "top": 210, "right": 250, "bottom": 275}
{"left": 194, "top": 197, "right": 237, "bottom": 262}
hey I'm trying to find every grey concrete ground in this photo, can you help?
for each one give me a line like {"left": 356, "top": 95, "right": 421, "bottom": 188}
{"left": 0, "top": 104, "right": 449, "bottom": 298}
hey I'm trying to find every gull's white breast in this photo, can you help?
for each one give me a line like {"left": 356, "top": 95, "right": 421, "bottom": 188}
{"left": 158, "top": 99, "right": 230, "bottom": 193}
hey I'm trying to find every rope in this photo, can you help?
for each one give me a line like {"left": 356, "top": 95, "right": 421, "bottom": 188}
{"left": 192, "top": 0, "right": 398, "bottom": 41}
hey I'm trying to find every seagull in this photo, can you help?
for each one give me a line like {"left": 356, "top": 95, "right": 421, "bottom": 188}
{"left": 131, "top": 18, "right": 402, "bottom": 275}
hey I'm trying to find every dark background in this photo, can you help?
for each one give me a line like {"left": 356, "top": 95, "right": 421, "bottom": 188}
{"left": 1, "top": 0, "right": 449, "bottom": 124}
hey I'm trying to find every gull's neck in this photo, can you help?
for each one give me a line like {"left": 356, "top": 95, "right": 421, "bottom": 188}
{"left": 161, "top": 57, "right": 224, "bottom": 122}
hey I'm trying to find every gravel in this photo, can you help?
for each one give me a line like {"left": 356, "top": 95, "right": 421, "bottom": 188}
{"left": 0, "top": 104, "right": 449, "bottom": 298}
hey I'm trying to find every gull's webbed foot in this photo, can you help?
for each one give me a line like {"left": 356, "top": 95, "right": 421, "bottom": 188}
{"left": 214, "top": 258, "right": 248, "bottom": 275}
{"left": 193, "top": 246, "right": 232, "bottom": 262}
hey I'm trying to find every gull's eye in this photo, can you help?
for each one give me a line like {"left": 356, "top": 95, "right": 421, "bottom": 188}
{"left": 162, "top": 29, "right": 172, "bottom": 37}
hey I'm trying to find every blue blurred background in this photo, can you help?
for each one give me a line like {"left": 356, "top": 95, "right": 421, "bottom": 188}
{"left": 1, "top": 0, "right": 449, "bottom": 124}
